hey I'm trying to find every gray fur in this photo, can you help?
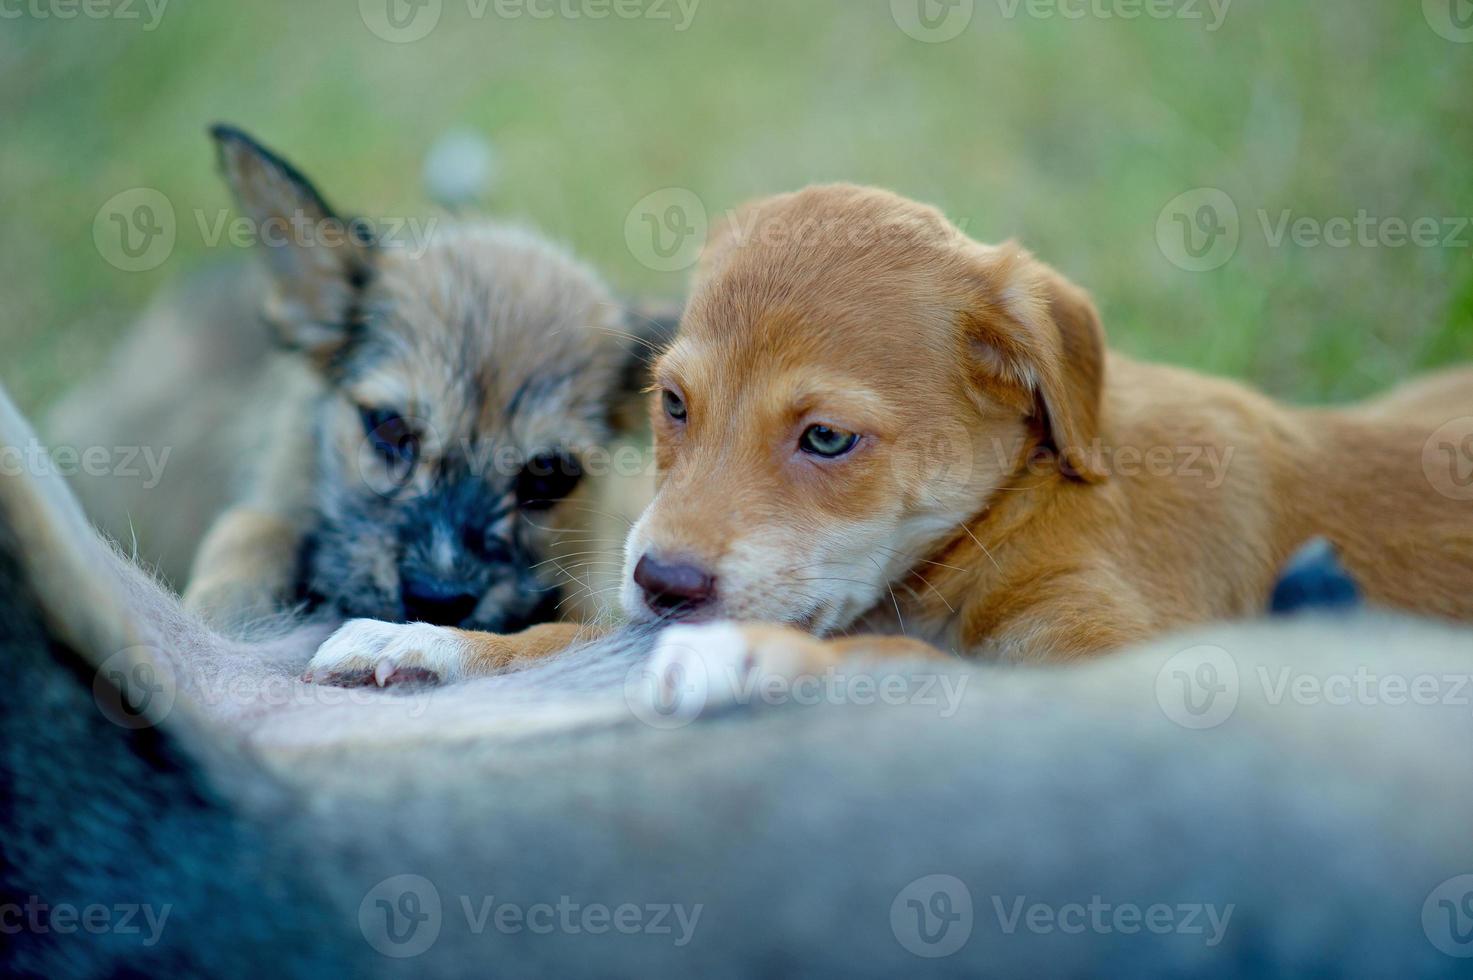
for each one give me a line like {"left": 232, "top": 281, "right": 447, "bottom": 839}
{"left": 7, "top": 382, "right": 1473, "bottom": 977}
{"left": 45, "top": 128, "right": 663, "bottom": 634}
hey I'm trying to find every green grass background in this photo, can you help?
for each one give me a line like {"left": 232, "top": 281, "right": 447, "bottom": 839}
{"left": 1, "top": 0, "right": 1469, "bottom": 411}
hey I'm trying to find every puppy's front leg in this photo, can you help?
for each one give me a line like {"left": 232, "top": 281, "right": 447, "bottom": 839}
{"left": 645, "top": 622, "right": 953, "bottom": 710}
{"left": 305, "top": 620, "right": 603, "bottom": 687}
{"left": 184, "top": 507, "right": 302, "bottom": 627}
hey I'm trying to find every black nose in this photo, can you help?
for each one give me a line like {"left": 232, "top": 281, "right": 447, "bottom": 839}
{"left": 633, "top": 554, "right": 715, "bottom": 615}
{"left": 401, "top": 577, "right": 481, "bottom": 625}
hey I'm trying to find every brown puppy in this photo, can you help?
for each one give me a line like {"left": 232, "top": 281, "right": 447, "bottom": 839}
{"left": 305, "top": 184, "right": 1473, "bottom": 685}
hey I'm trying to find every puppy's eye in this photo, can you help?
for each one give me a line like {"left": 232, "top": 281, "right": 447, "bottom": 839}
{"left": 799, "top": 424, "right": 860, "bottom": 459}
{"left": 359, "top": 407, "right": 419, "bottom": 468}
{"left": 516, "top": 452, "right": 583, "bottom": 510}
{"left": 662, "top": 389, "right": 687, "bottom": 422}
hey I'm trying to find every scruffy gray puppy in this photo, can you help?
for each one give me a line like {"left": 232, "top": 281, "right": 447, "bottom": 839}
{"left": 50, "top": 126, "right": 661, "bottom": 635}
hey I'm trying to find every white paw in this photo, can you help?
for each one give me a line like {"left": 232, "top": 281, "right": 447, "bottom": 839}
{"left": 634, "top": 621, "right": 826, "bottom": 725}
{"left": 304, "top": 620, "right": 467, "bottom": 687}
{"left": 646, "top": 622, "right": 758, "bottom": 713}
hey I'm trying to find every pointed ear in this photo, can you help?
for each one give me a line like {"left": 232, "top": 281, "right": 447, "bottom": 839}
{"left": 209, "top": 124, "right": 374, "bottom": 361}
{"left": 964, "top": 244, "right": 1109, "bottom": 483}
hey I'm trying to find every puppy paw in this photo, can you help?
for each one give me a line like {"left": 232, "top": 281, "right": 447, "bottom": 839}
{"left": 643, "top": 622, "right": 834, "bottom": 715}
{"left": 303, "top": 620, "right": 467, "bottom": 688}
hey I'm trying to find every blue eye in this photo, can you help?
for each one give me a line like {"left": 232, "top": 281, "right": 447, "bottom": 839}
{"left": 663, "top": 389, "right": 687, "bottom": 422}
{"left": 360, "top": 407, "right": 419, "bottom": 468}
{"left": 799, "top": 424, "right": 859, "bottom": 458}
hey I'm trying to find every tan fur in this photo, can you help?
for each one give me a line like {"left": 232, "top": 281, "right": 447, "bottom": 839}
{"left": 306, "top": 183, "right": 1473, "bottom": 683}
{"left": 621, "top": 185, "right": 1473, "bottom": 665}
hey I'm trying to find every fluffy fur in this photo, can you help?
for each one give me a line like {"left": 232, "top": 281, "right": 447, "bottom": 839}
{"left": 48, "top": 126, "right": 659, "bottom": 637}
{"left": 5, "top": 382, "right": 1473, "bottom": 977}
{"left": 304, "top": 184, "right": 1472, "bottom": 683}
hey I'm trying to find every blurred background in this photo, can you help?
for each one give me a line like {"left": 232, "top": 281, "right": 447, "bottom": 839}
{"left": 1, "top": 0, "right": 1469, "bottom": 412}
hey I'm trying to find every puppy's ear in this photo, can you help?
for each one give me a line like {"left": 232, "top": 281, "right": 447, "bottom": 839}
{"left": 209, "top": 125, "right": 374, "bottom": 362}
{"left": 964, "top": 245, "right": 1108, "bottom": 483}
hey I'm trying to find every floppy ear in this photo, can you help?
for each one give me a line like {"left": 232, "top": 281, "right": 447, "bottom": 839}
{"left": 209, "top": 124, "right": 375, "bottom": 361}
{"left": 964, "top": 245, "right": 1109, "bottom": 483}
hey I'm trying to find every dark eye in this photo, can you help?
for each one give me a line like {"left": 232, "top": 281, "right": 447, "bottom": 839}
{"left": 360, "top": 407, "right": 419, "bottom": 469}
{"left": 516, "top": 452, "right": 583, "bottom": 510}
{"left": 663, "top": 389, "right": 687, "bottom": 422}
{"left": 799, "top": 424, "right": 860, "bottom": 459}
